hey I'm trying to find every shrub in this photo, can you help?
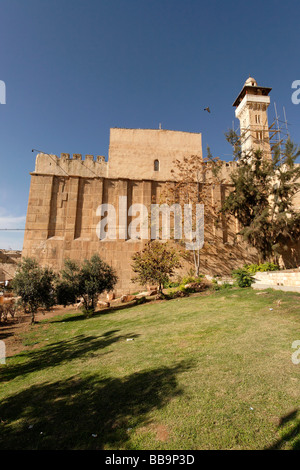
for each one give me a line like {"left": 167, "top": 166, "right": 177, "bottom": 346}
{"left": 211, "top": 279, "right": 220, "bottom": 291}
{"left": 181, "top": 274, "right": 204, "bottom": 286}
{"left": 220, "top": 282, "right": 233, "bottom": 290}
{"left": 163, "top": 280, "right": 181, "bottom": 289}
{"left": 167, "top": 289, "right": 187, "bottom": 299}
{"left": 232, "top": 268, "right": 255, "bottom": 288}
{"left": 179, "top": 285, "right": 190, "bottom": 294}
{"left": 211, "top": 279, "right": 233, "bottom": 291}
{"left": 244, "top": 262, "right": 279, "bottom": 274}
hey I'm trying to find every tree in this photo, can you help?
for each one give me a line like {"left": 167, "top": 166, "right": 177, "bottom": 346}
{"left": 131, "top": 241, "right": 182, "bottom": 293}
{"left": 159, "top": 148, "right": 222, "bottom": 276}
{"left": 12, "top": 258, "right": 57, "bottom": 324}
{"left": 222, "top": 131, "right": 300, "bottom": 264}
{"left": 55, "top": 259, "right": 80, "bottom": 307}
{"left": 56, "top": 254, "right": 118, "bottom": 315}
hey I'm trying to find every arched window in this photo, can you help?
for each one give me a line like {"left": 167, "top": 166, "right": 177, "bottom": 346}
{"left": 154, "top": 159, "right": 160, "bottom": 171}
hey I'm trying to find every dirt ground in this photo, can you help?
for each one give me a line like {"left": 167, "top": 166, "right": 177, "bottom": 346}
{"left": 0, "top": 305, "right": 75, "bottom": 357}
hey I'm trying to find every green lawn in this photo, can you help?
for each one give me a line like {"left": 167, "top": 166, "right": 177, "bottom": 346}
{"left": 0, "top": 288, "right": 299, "bottom": 450}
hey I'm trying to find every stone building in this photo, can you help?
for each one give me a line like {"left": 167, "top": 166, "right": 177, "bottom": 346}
{"left": 0, "top": 250, "right": 22, "bottom": 284}
{"left": 22, "top": 78, "right": 300, "bottom": 294}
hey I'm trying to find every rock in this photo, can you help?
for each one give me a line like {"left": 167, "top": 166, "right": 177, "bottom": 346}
{"left": 147, "top": 285, "right": 157, "bottom": 291}
{"left": 136, "top": 289, "right": 157, "bottom": 298}
{"left": 97, "top": 300, "right": 110, "bottom": 308}
{"left": 136, "top": 291, "right": 149, "bottom": 298}
{"left": 120, "top": 294, "right": 136, "bottom": 303}
{"left": 107, "top": 292, "right": 115, "bottom": 301}
{"left": 148, "top": 289, "right": 158, "bottom": 296}
{"left": 110, "top": 297, "right": 121, "bottom": 304}
{"left": 155, "top": 293, "right": 166, "bottom": 300}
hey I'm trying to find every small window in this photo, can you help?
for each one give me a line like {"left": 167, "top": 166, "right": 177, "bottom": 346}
{"left": 154, "top": 159, "right": 160, "bottom": 171}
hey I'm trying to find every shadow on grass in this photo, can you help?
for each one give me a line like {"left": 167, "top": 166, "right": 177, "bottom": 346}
{"left": 266, "top": 409, "right": 300, "bottom": 450}
{"left": 0, "top": 360, "right": 192, "bottom": 450}
{"left": 0, "top": 330, "right": 140, "bottom": 383}
{"left": 0, "top": 329, "right": 14, "bottom": 341}
{"left": 52, "top": 300, "right": 151, "bottom": 324}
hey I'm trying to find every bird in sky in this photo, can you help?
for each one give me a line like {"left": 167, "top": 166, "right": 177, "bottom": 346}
{"left": 204, "top": 107, "right": 211, "bottom": 113}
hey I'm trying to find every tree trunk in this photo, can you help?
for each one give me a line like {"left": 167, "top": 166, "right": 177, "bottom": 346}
{"left": 193, "top": 249, "right": 200, "bottom": 277}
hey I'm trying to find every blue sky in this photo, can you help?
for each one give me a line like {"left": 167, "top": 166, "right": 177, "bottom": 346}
{"left": 1, "top": 0, "right": 300, "bottom": 250}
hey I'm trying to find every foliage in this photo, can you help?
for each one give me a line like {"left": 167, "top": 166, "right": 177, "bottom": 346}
{"left": 55, "top": 259, "right": 81, "bottom": 307}
{"left": 11, "top": 257, "right": 57, "bottom": 324}
{"left": 163, "top": 280, "right": 181, "bottom": 289}
{"left": 135, "top": 296, "right": 147, "bottom": 305}
{"left": 131, "top": 241, "right": 182, "bottom": 293}
{"left": 211, "top": 279, "right": 233, "bottom": 291}
{"left": 56, "top": 254, "right": 118, "bottom": 315}
{"left": 159, "top": 147, "right": 223, "bottom": 276}
{"left": 244, "top": 262, "right": 279, "bottom": 274}
{"left": 222, "top": 132, "right": 300, "bottom": 264}
{"left": 232, "top": 268, "right": 255, "bottom": 288}
{"left": 180, "top": 274, "right": 204, "bottom": 286}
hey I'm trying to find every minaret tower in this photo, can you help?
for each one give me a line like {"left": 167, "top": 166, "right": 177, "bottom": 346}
{"left": 233, "top": 77, "right": 272, "bottom": 160}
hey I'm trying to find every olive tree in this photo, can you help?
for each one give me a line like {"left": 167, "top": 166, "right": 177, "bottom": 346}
{"left": 56, "top": 254, "right": 118, "bottom": 316}
{"left": 12, "top": 257, "right": 57, "bottom": 324}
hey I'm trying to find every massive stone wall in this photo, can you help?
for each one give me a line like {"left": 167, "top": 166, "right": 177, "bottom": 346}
{"left": 22, "top": 149, "right": 259, "bottom": 294}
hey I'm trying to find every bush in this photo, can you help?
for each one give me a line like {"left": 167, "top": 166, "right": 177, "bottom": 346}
{"left": 211, "top": 279, "right": 220, "bottom": 291}
{"left": 211, "top": 279, "right": 233, "bottom": 291}
{"left": 167, "top": 289, "right": 188, "bottom": 299}
{"left": 179, "top": 285, "right": 190, "bottom": 294}
{"left": 221, "top": 282, "right": 233, "bottom": 290}
{"left": 244, "top": 262, "right": 279, "bottom": 274}
{"left": 232, "top": 268, "right": 255, "bottom": 288}
{"left": 163, "top": 280, "right": 181, "bottom": 289}
{"left": 181, "top": 274, "right": 204, "bottom": 286}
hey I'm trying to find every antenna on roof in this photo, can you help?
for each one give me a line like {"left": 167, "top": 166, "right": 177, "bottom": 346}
{"left": 274, "top": 102, "right": 281, "bottom": 152}
{"left": 283, "top": 106, "right": 290, "bottom": 137}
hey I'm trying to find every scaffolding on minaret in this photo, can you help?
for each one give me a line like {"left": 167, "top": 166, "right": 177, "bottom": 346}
{"left": 268, "top": 103, "right": 290, "bottom": 158}
{"left": 232, "top": 103, "right": 291, "bottom": 160}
